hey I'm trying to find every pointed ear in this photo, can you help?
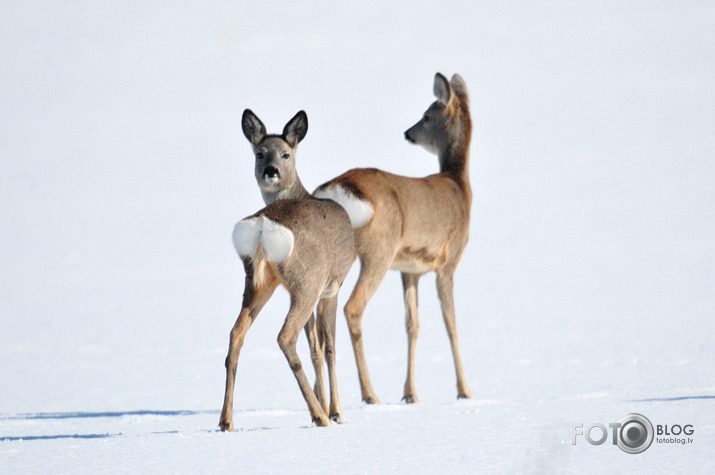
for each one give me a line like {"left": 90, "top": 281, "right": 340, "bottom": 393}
{"left": 242, "top": 109, "right": 266, "bottom": 146}
{"left": 433, "top": 72, "right": 452, "bottom": 106}
{"left": 283, "top": 110, "right": 308, "bottom": 147}
{"left": 449, "top": 74, "right": 469, "bottom": 101}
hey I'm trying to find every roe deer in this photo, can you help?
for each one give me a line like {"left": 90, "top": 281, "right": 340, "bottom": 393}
{"left": 314, "top": 73, "right": 473, "bottom": 404}
{"left": 219, "top": 110, "right": 354, "bottom": 430}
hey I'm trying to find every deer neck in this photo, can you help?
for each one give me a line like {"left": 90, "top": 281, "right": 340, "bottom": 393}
{"left": 261, "top": 178, "right": 311, "bottom": 205}
{"left": 438, "top": 139, "right": 471, "bottom": 202}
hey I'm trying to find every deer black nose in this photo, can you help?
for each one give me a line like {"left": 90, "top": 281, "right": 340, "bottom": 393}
{"left": 404, "top": 131, "right": 414, "bottom": 143}
{"left": 263, "top": 166, "right": 280, "bottom": 178}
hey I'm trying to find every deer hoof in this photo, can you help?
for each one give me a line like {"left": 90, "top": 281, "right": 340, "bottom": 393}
{"left": 402, "top": 394, "right": 418, "bottom": 404}
{"left": 330, "top": 413, "right": 346, "bottom": 424}
{"left": 313, "top": 415, "right": 331, "bottom": 427}
{"left": 363, "top": 395, "right": 380, "bottom": 405}
{"left": 219, "top": 420, "right": 234, "bottom": 432}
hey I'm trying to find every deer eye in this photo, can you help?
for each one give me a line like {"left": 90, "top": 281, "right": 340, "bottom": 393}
{"left": 256, "top": 152, "right": 265, "bottom": 160}
{"left": 281, "top": 153, "right": 290, "bottom": 160}
{"left": 423, "top": 115, "right": 429, "bottom": 122}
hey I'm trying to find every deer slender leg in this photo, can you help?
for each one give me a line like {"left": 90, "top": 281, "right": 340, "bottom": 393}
{"left": 278, "top": 290, "right": 330, "bottom": 426}
{"left": 436, "top": 270, "right": 473, "bottom": 399}
{"left": 344, "top": 251, "right": 394, "bottom": 404}
{"left": 219, "top": 270, "right": 279, "bottom": 432}
{"left": 318, "top": 294, "right": 344, "bottom": 422}
{"left": 401, "top": 272, "right": 421, "bottom": 403}
{"left": 303, "top": 311, "right": 328, "bottom": 414}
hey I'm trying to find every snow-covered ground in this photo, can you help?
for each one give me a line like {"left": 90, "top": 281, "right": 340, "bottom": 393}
{"left": 1, "top": 1, "right": 713, "bottom": 473}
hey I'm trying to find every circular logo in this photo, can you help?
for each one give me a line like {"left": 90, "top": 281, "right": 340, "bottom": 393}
{"left": 616, "top": 413, "right": 654, "bottom": 454}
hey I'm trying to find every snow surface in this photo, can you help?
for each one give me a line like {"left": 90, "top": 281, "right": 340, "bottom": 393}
{"left": 1, "top": 1, "right": 713, "bottom": 473}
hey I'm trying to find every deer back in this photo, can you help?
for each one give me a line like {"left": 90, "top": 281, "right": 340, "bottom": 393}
{"left": 233, "top": 198, "right": 354, "bottom": 291}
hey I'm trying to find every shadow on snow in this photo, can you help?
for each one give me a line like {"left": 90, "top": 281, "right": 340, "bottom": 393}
{"left": 628, "top": 395, "right": 715, "bottom": 402}
{"left": 0, "top": 433, "right": 120, "bottom": 442}
{"left": 0, "top": 409, "right": 219, "bottom": 421}
{"left": 0, "top": 408, "right": 313, "bottom": 441}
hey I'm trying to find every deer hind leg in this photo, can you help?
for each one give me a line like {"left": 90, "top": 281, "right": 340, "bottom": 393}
{"left": 401, "top": 272, "right": 421, "bottom": 403}
{"left": 318, "top": 294, "right": 345, "bottom": 423}
{"left": 436, "top": 270, "right": 473, "bottom": 399}
{"left": 344, "top": 250, "right": 394, "bottom": 404}
{"left": 304, "top": 310, "right": 328, "bottom": 414}
{"left": 278, "top": 289, "right": 331, "bottom": 426}
{"left": 219, "top": 267, "right": 279, "bottom": 432}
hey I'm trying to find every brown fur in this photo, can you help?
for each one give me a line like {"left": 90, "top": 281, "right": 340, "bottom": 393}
{"left": 219, "top": 111, "right": 354, "bottom": 431}
{"left": 315, "top": 73, "right": 474, "bottom": 403}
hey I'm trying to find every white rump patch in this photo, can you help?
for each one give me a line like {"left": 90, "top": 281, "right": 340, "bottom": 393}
{"left": 232, "top": 215, "right": 294, "bottom": 263}
{"left": 314, "top": 185, "right": 373, "bottom": 228}
{"left": 232, "top": 217, "right": 261, "bottom": 258}
{"left": 260, "top": 216, "right": 294, "bottom": 262}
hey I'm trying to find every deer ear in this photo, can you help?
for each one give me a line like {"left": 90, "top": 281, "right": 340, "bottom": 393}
{"left": 433, "top": 72, "right": 452, "bottom": 106}
{"left": 283, "top": 110, "right": 308, "bottom": 147}
{"left": 449, "top": 74, "right": 469, "bottom": 101}
{"left": 242, "top": 109, "right": 266, "bottom": 146}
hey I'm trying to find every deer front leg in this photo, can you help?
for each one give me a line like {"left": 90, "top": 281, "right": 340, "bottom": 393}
{"left": 219, "top": 272, "right": 278, "bottom": 432}
{"left": 401, "top": 272, "right": 421, "bottom": 403}
{"left": 303, "top": 310, "right": 328, "bottom": 414}
{"left": 436, "top": 270, "right": 473, "bottom": 399}
{"left": 318, "top": 294, "right": 345, "bottom": 423}
{"left": 278, "top": 293, "right": 331, "bottom": 427}
{"left": 344, "top": 252, "right": 393, "bottom": 404}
